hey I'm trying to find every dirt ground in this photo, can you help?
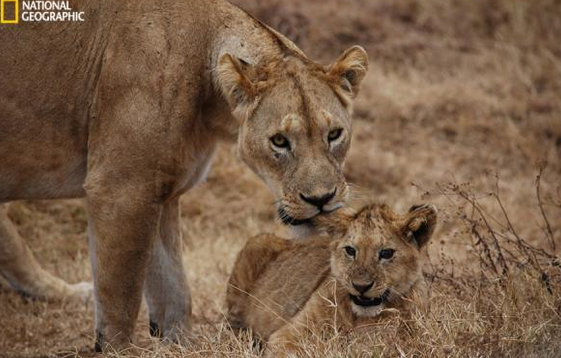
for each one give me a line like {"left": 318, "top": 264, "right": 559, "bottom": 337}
{"left": 1, "top": 0, "right": 560, "bottom": 357}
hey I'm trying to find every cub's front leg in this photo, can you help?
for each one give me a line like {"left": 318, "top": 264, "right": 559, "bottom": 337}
{"left": 227, "top": 234, "right": 292, "bottom": 333}
{"left": 266, "top": 279, "right": 344, "bottom": 357}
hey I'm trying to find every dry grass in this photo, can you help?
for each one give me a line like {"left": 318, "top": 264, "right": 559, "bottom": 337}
{"left": 1, "top": 0, "right": 560, "bottom": 357}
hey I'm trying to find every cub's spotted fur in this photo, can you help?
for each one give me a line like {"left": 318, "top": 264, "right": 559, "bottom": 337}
{"left": 227, "top": 204, "right": 437, "bottom": 354}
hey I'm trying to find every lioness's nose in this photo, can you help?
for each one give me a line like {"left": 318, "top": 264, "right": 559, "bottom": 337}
{"left": 300, "top": 189, "right": 336, "bottom": 210}
{"left": 352, "top": 281, "right": 374, "bottom": 294}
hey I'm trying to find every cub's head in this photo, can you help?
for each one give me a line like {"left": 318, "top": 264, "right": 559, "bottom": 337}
{"left": 318, "top": 204, "right": 437, "bottom": 317}
{"left": 217, "top": 46, "right": 368, "bottom": 227}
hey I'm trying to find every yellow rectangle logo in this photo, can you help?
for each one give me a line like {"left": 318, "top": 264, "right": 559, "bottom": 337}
{"left": 1, "top": 0, "right": 18, "bottom": 24}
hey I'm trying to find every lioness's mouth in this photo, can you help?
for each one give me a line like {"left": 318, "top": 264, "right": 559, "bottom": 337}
{"left": 277, "top": 205, "right": 344, "bottom": 227}
{"left": 277, "top": 208, "right": 315, "bottom": 226}
{"left": 350, "top": 289, "right": 390, "bottom": 307}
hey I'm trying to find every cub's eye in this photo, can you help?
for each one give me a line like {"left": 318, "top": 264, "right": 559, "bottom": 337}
{"left": 344, "top": 246, "right": 356, "bottom": 258}
{"left": 270, "top": 134, "right": 290, "bottom": 149}
{"left": 379, "top": 249, "right": 395, "bottom": 260}
{"left": 328, "top": 128, "right": 343, "bottom": 142}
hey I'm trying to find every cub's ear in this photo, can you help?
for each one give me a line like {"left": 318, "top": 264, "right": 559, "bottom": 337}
{"left": 216, "top": 54, "right": 261, "bottom": 121}
{"left": 401, "top": 204, "right": 438, "bottom": 249}
{"left": 328, "top": 46, "right": 369, "bottom": 101}
{"left": 312, "top": 208, "right": 355, "bottom": 237}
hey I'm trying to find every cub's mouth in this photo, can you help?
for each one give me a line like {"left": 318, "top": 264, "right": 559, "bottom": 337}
{"left": 349, "top": 289, "right": 390, "bottom": 307}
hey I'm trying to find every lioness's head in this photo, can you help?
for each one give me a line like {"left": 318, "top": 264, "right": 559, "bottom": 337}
{"left": 217, "top": 46, "right": 368, "bottom": 226}
{"left": 319, "top": 204, "right": 437, "bottom": 317}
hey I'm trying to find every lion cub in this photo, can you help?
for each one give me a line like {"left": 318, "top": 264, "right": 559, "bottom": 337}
{"left": 226, "top": 203, "right": 437, "bottom": 354}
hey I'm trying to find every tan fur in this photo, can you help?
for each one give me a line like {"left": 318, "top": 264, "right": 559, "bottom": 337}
{"left": 0, "top": 0, "right": 368, "bottom": 349}
{"left": 227, "top": 204, "right": 437, "bottom": 355}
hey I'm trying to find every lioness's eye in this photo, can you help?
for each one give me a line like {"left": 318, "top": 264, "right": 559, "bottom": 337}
{"left": 270, "top": 134, "right": 290, "bottom": 149}
{"left": 328, "top": 128, "right": 343, "bottom": 142}
{"left": 344, "top": 246, "right": 356, "bottom": 258}
{"left": 379, "top": 249, "right": 395, "bottom": 260}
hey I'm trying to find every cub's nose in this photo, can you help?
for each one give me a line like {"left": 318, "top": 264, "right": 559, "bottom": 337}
{"left": 352, "top": 281, "right": 374, "bottom": 295}
{"left": 300, "top": 189, "right": 336, "bottom": 210}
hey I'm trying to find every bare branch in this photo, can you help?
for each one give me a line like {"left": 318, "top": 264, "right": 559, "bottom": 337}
{"left": 536, "top": 162, "right": 556, "bottom": 252}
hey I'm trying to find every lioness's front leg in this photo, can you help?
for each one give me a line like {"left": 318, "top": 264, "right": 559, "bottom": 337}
{"left": 86, "top": 184, "right": 162, "bottom": 351}
{"left": 144, "top": 198, "right": 192, "bottom": 343}
{"left": 83, "top": 18, "right": 206, "bottom": 349}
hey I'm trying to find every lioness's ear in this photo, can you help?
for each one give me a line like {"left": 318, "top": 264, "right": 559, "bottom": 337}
{"left": 328, "top": 46, "right": 368, "bottom": 101}
{"left": 313, "top": 208, "right": 354, "bottom": 237}
{"left": 401, "top": 204, "right": 437, "bottom": 249}
{"left": 216, "top": 54, "right": 260, "bottom": 120}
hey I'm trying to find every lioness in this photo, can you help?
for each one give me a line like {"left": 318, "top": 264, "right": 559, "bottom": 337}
{"left": 0, "top": 0, "right": 368, "bottom": 350}
{"left": 227, "top": 204, "right": 437, "bottom": 354}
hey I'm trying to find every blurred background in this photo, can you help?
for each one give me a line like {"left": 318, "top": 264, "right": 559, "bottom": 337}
{"left": 1, "top": 0, "right": 560, "bottom": 356}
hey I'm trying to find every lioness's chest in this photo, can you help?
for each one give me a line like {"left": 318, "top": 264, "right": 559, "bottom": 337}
{"left": 174, "top": 142, "right": 216, "bottom": 197}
